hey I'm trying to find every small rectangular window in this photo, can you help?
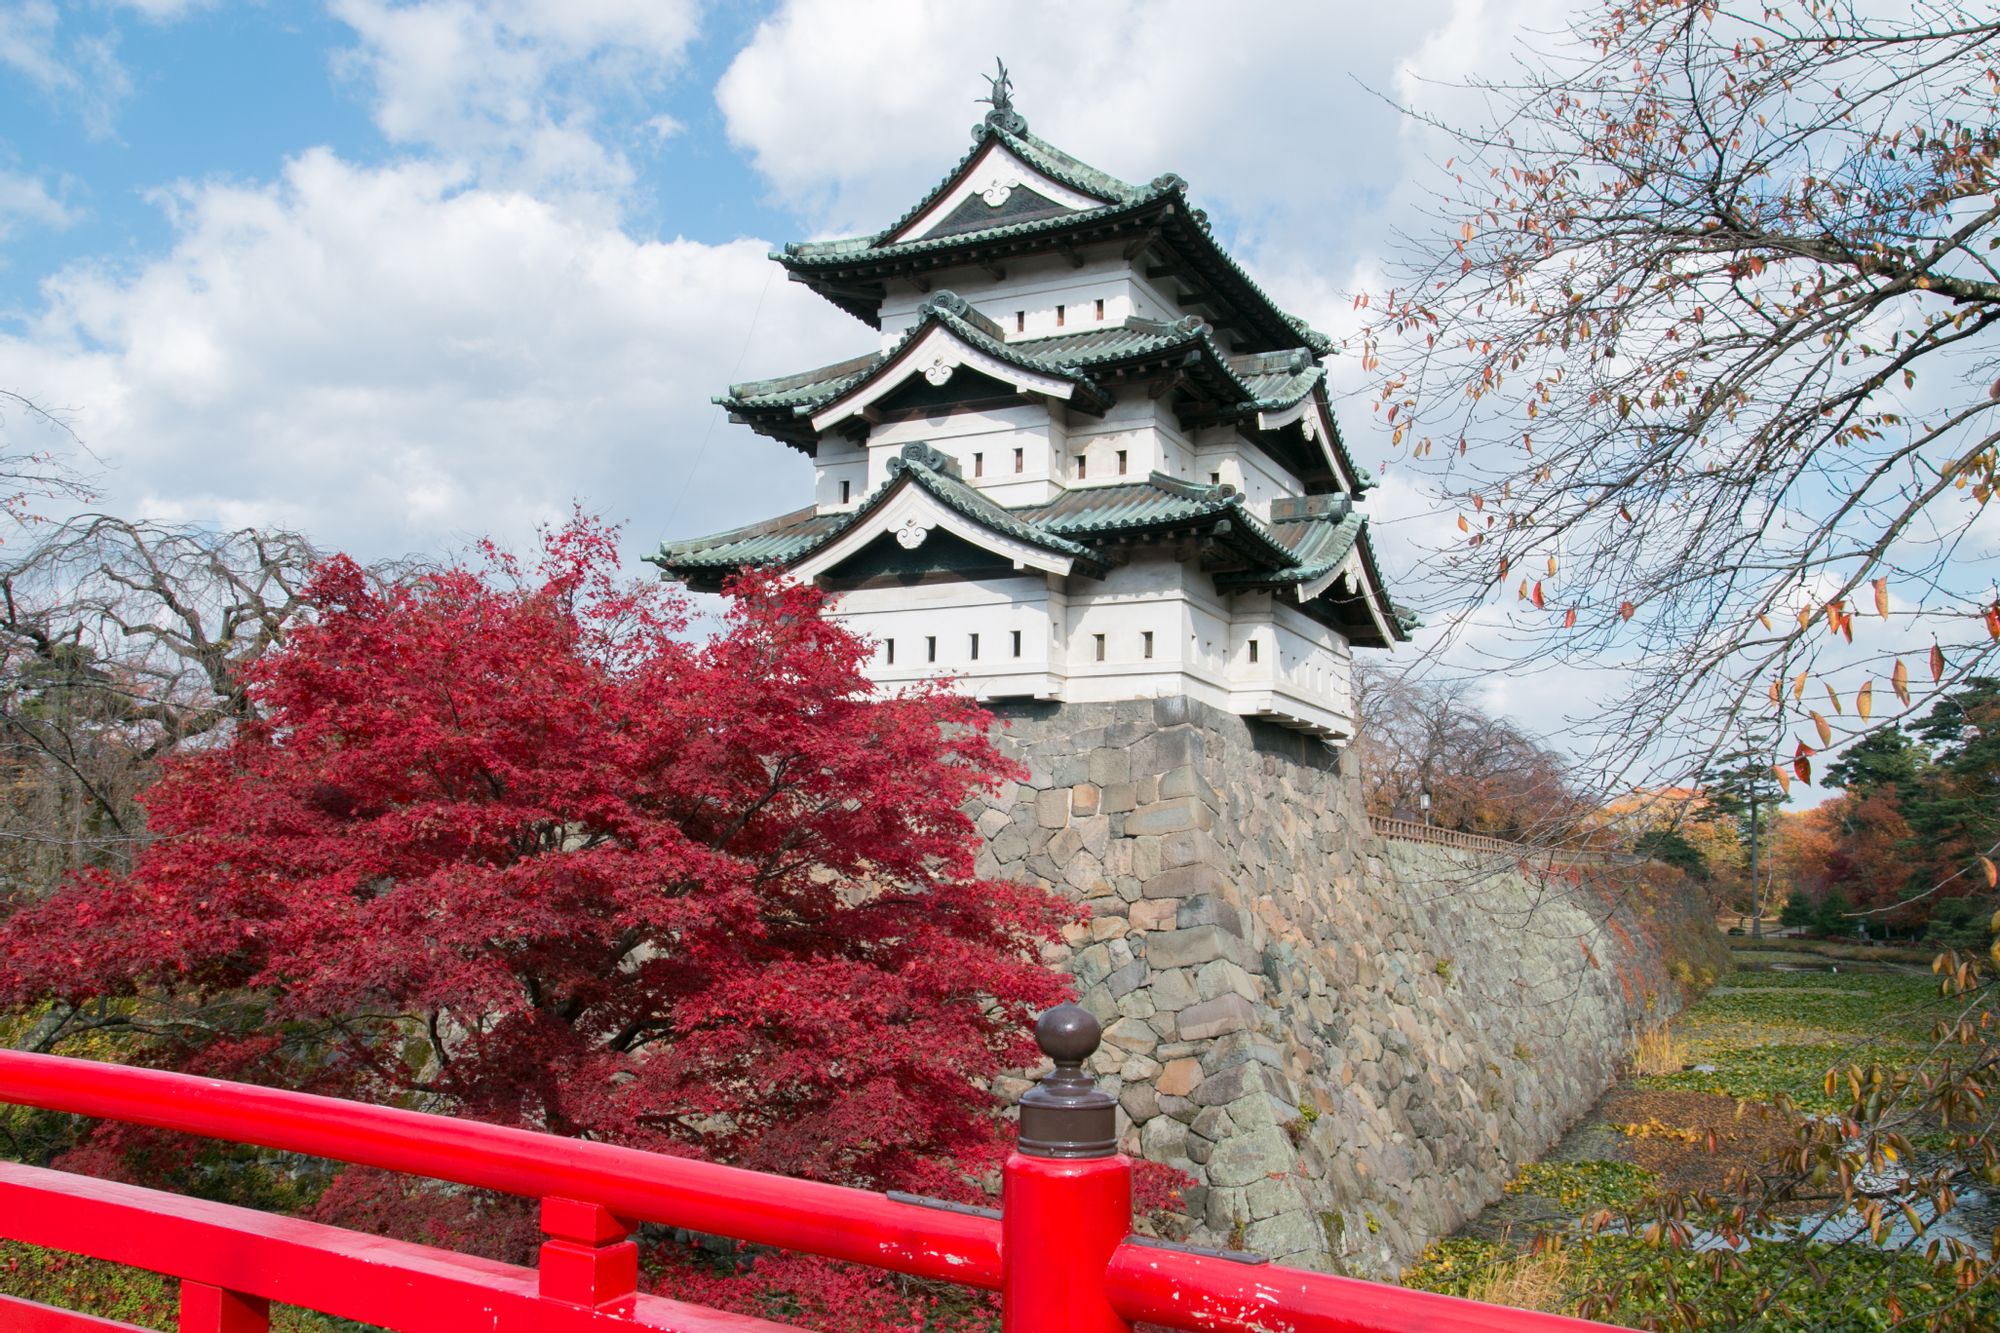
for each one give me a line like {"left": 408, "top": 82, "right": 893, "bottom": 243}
{"left": 885, "top": 639, "right": 896, "bottom": 665}
{"left": 1013, "top": 447, "right": 1024, "bottom": 473}
{"left": 1076, "top": 454, "right": 1088, "bottom": 479}
{"left": 973, "top": 452, "right": 984, "bottom": 477}
{"left": 969, "top": 633, "right": 980, "bottom": 661}
{"left": 1248, "top": 640, "right": 1260, "bottom": 664}
{"left": 1056, "top": 304, "right": 1066, "bottom": 327}
{"left": 1095, "top": 298, "right": 1105, "bottom": 320}
{"left": 1011, "top": 629, "right": 1022, "bottom": 657}
{"left": 1142, "top": 631, "right": 1154, "bottom": 659}
{"left": 926, "top": 636, "right": 937, "bottom": 664}
{"left": 1209, "top": 472, "right": 1220, "bottom": 486}
{"left": 1117, "top": 449, "right": 1128, "bottom": 476}
{"left": 840, "top": 479, "right": 851, "bottom": 503}
{"left": 1093, "top": 633, "right": 1106, "bottom": 662}
{"left": 1016, "top": 310, "right": 1025, "bottom": 332}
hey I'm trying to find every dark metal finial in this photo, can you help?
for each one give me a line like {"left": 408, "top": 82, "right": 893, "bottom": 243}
{"left": 977, "top": 58, "right": 1026, "bottom": 135}
{"left": 1016, "top": 1003, "right": 1117, "bottom": 1159}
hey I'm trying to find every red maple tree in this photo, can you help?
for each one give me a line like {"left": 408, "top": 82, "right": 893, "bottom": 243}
{"left": 0, "top": 520, "right": 1073, "bottom": 1316}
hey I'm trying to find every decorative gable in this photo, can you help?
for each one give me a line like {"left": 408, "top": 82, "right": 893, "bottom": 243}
{"left": 890, "top": 141, "right": 1110, "bottom": 245}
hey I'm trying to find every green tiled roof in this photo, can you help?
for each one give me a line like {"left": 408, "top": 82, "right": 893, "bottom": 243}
{"left": 722, "top": 294, "right": 1275, "bottom": 427}
{"left": 859, "top": 123, "right": 1149, "bottom": 250}
{"left": 1215, "top": 496, "right": 1364, "bottom": 590}
{"left": 650, "top": 442, "right": 1099, "bottom": 581}
{"left": 775, "top": 115, "right": 1331, "bottom": 357}
{"left": 653, "top": 445, "right": 1405, "bottom": 645}
{"left": 646, "top": 504, "right": 844, "bottom": 574}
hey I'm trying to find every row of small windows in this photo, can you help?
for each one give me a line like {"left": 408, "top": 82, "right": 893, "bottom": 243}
{"left": 1014, "top": 299, "right": 1106, "bottom": 333}
{"left": 881, "top": 632, "right": 1261, "bottom": 666}
{"left": 884, "top": 630, "right": 1026, "bottom": 665}
{"left": 970, "top": 448, "right": 1026, "bottom": 478}
{"left": 844, "top": 444, "right": 1147, "bottom": 496}
{"left": 1086, "top": 633, "right": 1255, "bottom": 664}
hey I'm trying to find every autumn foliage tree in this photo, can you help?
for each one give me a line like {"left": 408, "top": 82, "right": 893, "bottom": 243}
{"left": 1368, "top": 3, "right": 2000, "bottom": 1324}
{"left": 1368, "top": 0, "right": 2000, "bottom": 809}
{"left": 0, "top": 522, "right": 1071, "bottom": 1295}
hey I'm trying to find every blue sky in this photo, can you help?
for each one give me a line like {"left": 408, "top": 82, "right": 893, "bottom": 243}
{"left": 10, "top": 0, "right": 1971, "bottom": 806}
{"left": 0, "top": 0, "right": 1478, "bottom": 564}
{"left": 0, "top": 3, "right": 787, "bottom": 312}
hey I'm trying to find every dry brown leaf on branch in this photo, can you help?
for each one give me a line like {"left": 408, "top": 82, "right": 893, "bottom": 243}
{"left": 1857, "top": 680, "right": 1873, "bottom": 720}
{"left": 1811, "top": 711, "right": 1832, "bottom": 746}
{"left": 1893, "top": 659, "right": 1910, "bottom": 705}
{"left": 1873, "top": 577, "right": 1890, "bottom": 618}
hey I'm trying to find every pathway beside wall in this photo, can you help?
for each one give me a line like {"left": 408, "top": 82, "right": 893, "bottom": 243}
{"left": 971, "top": 697, "right": 1727, "bottom": 1275}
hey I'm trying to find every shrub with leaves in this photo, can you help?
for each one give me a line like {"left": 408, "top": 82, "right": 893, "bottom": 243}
{"left": 0, "top": 519, "right": 1073, "bottom": 1323}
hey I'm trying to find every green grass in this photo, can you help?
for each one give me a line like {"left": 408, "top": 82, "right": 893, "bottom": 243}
{"left": 1404, "top": 1234, "right": 2000, "bottom": 1331}
{"left": 1632, "top": 972, "right": 1949, "bottom": 1110}
{"left": 1505, "top": 1161, "right": 1660, "bottom": 1211}
{"left": 0, "top": 1242, "right": 371, "bottom": 1331}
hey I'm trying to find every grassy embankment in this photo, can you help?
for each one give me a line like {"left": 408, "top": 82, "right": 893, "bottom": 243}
{"left": 1402, "top": 941, "right": 1999, "bottom": 1329}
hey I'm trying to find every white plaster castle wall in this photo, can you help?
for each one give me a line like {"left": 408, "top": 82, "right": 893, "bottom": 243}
{"left": 834, "top": 574, "right": 1062, "bottom": 700}
{"left": 877, "top": 253, "right": 1189, "bottom": 347}
{"left": 785, "top": 228, "right": 1372, "bottom": 736}
{"left": 863, "top": 404, "right": 1068, "bottom": 506}
{"left": 827, "top": 552, "right": 1357, "bottom": 736}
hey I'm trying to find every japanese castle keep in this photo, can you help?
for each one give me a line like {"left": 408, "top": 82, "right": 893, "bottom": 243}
{"left": 656, "top": 72, "right": 1717, "bottom": 1275}
{"left": 655, "top": 73, "right": 1406, "bottom": 735}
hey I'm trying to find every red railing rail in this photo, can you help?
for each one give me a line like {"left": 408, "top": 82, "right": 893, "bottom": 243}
{"left": 0, "top": 1006, "right": 1629, "bottom": 1332}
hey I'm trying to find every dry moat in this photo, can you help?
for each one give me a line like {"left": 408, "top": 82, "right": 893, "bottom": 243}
{"left": 1400, "top": 937, "right": 2000, "bottom": 1330}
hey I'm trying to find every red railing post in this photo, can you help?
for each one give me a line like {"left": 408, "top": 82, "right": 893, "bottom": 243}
{"left": 1002, "top": 1004, "right": 1133, "bottom": 1333}
{"left": 178, "top": 1281, "right": 268, "bottom": 1333}
{"left": 538, "top": 1196, "right": 639, "bottom": 1315}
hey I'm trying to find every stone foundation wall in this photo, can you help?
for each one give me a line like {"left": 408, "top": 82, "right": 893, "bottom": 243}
{"left": 970, "top": 697, "right": 1724, "bottom": 1276}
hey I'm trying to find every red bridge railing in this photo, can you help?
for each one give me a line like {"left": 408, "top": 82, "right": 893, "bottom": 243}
{"left": 0, "top": 1004, "right": 1626, "bottom": 1332}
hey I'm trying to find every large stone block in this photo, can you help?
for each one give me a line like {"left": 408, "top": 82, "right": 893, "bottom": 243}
{"left": 1206, "top": 1127, "right": 1296, "bottom": 1187}
{"left": 1125, "top": 797, "right": 1211, "bottom": 836}
{"left": 1034, "top": 787, "right": 1070, "bottom": 829}
{"left": 1176, "top": 993, "right": 1258, "bottom": 1041}
{"left": 1177, "top": 894, "right": 1244, "bottom": 936}
{"left": 1144, "top": 924, "right": 1250, "bottom": 972}
{"left": 1140, "top": 863, "right": 1230, "bottom": 900}
{"left": 1156, "top": 1056, "right": 1204, "bottom": 1097}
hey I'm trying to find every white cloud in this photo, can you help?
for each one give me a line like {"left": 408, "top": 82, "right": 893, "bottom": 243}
{"left": 1, "top": 149, "right": 857, "bottom": 561}
{"left": 0, "top": 166, "right": 73, "bottom": 240}
{"left": 0, "top": 0, "right": 133, "bottom": 138}
{"left": 330, "top": 0, "right": 702, "bottom": 198}
{"left": 110, "top": 0, "right": 217, "bottom": 19}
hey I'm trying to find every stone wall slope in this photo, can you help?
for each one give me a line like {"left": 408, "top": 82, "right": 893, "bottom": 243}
{"left": 971, "top": 697, "right": 1725, "bottom": 1276}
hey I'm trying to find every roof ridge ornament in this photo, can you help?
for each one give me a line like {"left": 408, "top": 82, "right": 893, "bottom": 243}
{"left": 976, "top": 58, "right": 1027, "bottom": 137}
